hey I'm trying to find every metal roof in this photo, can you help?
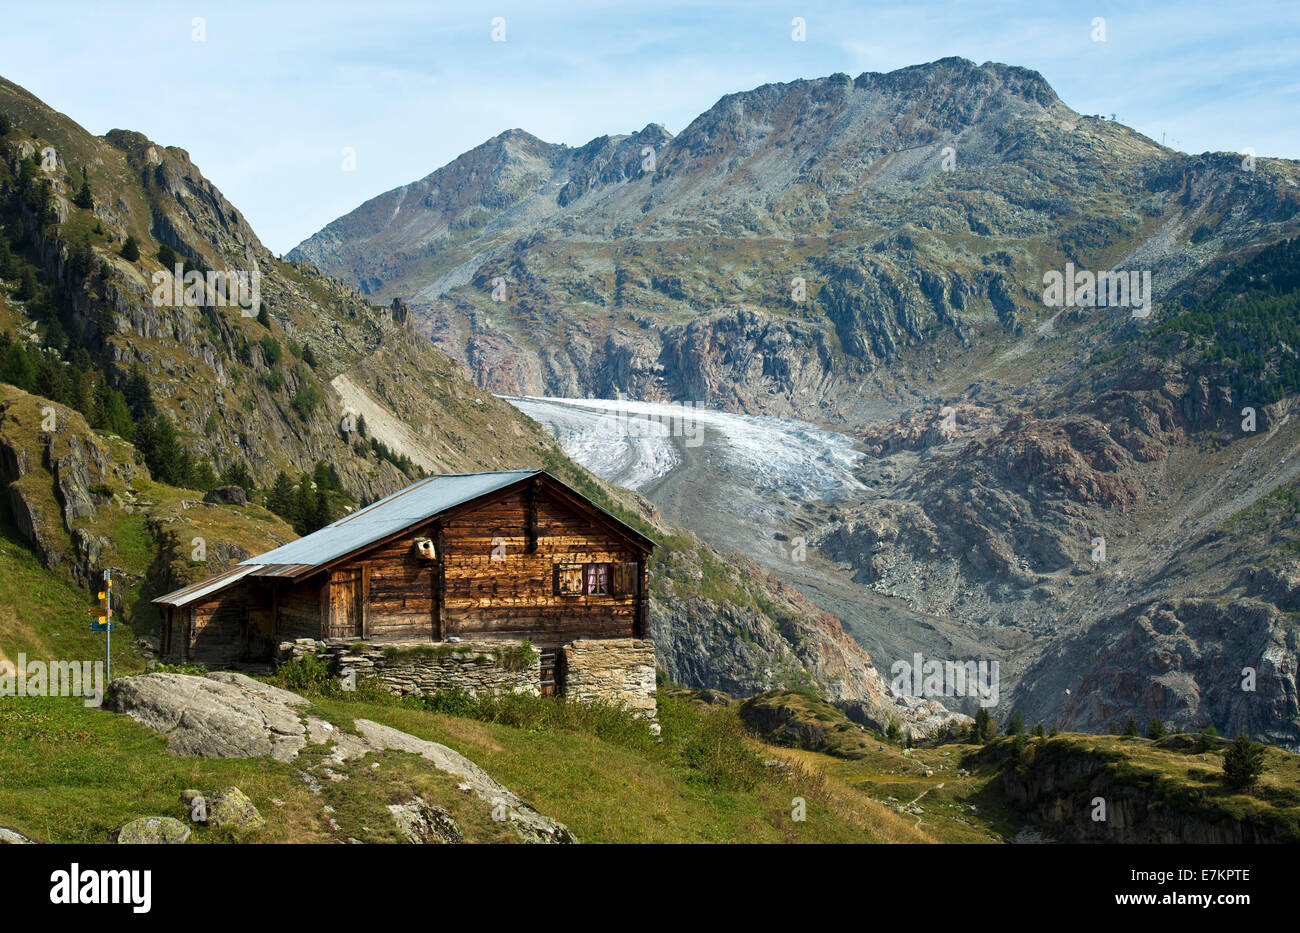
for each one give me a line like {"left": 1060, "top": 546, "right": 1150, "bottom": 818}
{"left": 153, "top": 468, "right": 654, "bottom": 608}
{"left": 152, "top": 564, "right": 260, "bottom": 608}
{"left": 240, "top": 470, "right": 543, "bottom": 570}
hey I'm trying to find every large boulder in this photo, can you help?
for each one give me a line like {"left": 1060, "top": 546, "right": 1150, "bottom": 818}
{"left": 203, "top": 485, "right": 247, "bottom": 506}
{"left": 104, "top": 672, "right": 309, "bottom": 761}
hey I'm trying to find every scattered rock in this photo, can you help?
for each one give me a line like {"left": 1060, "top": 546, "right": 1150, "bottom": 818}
{"left": 116, "top": 816, "right": 191, "bottom": 844}
{"left": 179, "top": 789, "right": 207, "bottom": 821}
{"left": 207, "top": 787, "right": 265, "bottom": 832}
{"left": 387, "top": 796, "right": 464, "bottom": 844}
{"left": 0, "top": 828, "right": 32, "bottom": 844}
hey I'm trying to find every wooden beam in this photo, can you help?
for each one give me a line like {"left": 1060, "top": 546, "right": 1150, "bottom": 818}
{"left": 526, "top": 479, "right": 539, "bottom": 553}
{"left": 435, "top": 522, "right": 447, "bottom": 640}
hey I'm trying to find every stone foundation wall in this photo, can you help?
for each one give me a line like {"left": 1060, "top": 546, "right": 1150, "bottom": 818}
{"left": 278, "top": 639, "right": 542, "bottom": 698}
{"left": 277, "top": 637, "right": 657, "bottom": 717}
{"left": 562, "top": 638, "right": 657, "bottom": 718}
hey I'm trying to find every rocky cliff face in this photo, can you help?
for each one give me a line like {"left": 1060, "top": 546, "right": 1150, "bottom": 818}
{"left": 992, "top": 738, "right": 1300, "bottom": 843}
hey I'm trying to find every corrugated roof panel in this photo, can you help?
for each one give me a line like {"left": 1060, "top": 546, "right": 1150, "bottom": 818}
{"left": 152, "top": 564, "right": 259, "bottom": 607}
{"left": 240, "top": 470, "right": 541, "bottom": 569}
{"left": 247, "top": 563, "right": 315, "bottom": 579}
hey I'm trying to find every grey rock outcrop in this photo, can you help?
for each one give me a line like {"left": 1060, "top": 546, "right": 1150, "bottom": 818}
{"left": 104, "top": 671, "right": 309, "bottom": 761}
{"left": 353, "top": 718, "right": 575, "bottom": 844}
{"left": 103, "top": 671, "right": 575, "bottom": 843}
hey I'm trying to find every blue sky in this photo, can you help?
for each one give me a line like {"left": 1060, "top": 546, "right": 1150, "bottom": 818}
{"left": 2, "top": 0, "right": 1297, "bottom": 254}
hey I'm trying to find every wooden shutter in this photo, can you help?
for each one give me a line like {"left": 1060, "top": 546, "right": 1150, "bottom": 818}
{"left": 555, "top": 563, "right": 584, "bottom": 596}
{"left": 613, "top": 561, "right": 639, "bottom": 596}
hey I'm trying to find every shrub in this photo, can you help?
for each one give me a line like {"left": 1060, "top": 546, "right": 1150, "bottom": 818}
{"left": 1196, "top": 725, "right": 1219, "bottom": 753}
{"left": 120, "top": 236, "right": 140, "bottom": 262}
{"left": 272, "top": 652, "right": 336, "bottom": 693}
{"left": 290, "top": 383, "right": 321, "bottom": 420}
{"left": 496, "top": 639, "right": 538, "bottom": 671}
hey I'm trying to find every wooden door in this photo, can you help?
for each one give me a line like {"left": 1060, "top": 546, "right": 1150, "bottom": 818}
{"left": 539, "top": 649, "right": 559, "bottom": 697}
{"left": 328, "top": 571, "right": 363, "bottom": 639}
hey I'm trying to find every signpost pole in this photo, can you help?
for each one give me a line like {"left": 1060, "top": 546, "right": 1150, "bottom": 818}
{"left": 103, "top": 568, "right": 111, "bottom": 684}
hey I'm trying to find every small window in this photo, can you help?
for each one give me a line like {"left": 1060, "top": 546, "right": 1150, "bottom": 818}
{"left": 556, "top": 563, "right": 584, "bottom": 596}
{"left": 586, "top": 563, "right": 610, "bottom": 596}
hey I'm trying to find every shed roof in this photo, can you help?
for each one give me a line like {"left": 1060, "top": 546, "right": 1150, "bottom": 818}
{"left": 151, "top": 564, "right": 260, "bottom": 608}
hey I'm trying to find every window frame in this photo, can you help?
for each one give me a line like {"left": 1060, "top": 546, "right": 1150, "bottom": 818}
{"left": 585, "top": 562, "right": 611, "bottom": 596}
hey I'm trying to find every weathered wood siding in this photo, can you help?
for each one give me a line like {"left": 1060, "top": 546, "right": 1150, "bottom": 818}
{"left": 180, "top": 584, "right": 274, "bottom": 665}
{"left": 343, "top": 534, "right": 436, "bottom": 640}
{"left": 276, "top": 576, "right": 325, "bottom": 641}
{"left": 439, "top": 485, "right": 643, "bottom": 645}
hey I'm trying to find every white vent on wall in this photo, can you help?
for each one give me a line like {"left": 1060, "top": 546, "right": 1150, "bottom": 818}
{"left": 414, "top": 538, "right": 437, "bottom": 560}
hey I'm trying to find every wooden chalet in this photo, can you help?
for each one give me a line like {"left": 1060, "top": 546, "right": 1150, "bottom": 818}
{"left": 154, "top": 470, "right": 655, "bottom": 671}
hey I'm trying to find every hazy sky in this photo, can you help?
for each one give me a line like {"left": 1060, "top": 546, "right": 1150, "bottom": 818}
{"left": 3, "top": 1, "right": 1297, "bottom": 254}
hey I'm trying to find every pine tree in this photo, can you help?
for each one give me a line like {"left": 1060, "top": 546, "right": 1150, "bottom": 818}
{"left": 292, "top": 481, "right": 316, "bottom": 535}
{"left": 1123, "top": 716, "right": 1140, "bottom": 737}
{"left": 73, "top": 178, "right": 93, "bottom": 210}
{"left": 312, "top": 485, "right": 332, "bottom": 531}
{"left": 120, "top": 235, "right": 140, "bottom": 262}
{"left": 0, "top": 340, "right": 36, "bottom": 391}
{"left": 972, "top": 707, "right": 995, "bottom": 744}
{"left": 1008, "top": 710, "right": 1026, "bottom": 736}
{"left": 1222, "top": 734, "right": 1266, "bottom": 790}
{"left": 266, "top": 471, "right": 296, "bottom": 520}
{"left": 1147, "top": 718, "right": 1167, "bottom": 740}
{"left": 123, "top": 364, "right": 155, "bottom": 419}
{"left": 16, "top": 266, "right": 38, "bottom": 301}
{"left": 147, "top": 414, "right": 185, "bottom": 485}
{"left": 93, "top": 382, "right": 134, "bottom": 439}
